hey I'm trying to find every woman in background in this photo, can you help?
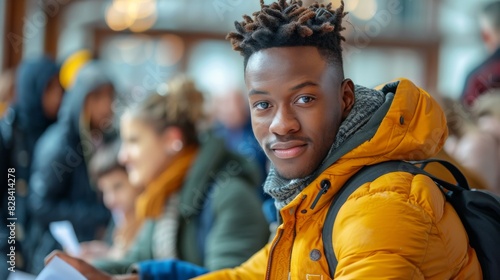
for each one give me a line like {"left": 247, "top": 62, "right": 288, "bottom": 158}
{"left": 79, "top": 139, "right": 144, "bottom": 262}
{"left": 91, "top": 75, "right": 269, "bottom": 275}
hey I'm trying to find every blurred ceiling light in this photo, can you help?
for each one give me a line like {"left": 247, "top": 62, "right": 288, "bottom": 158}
{"left": 129, "top": 12, "right": 157, "bottom": 33}
{"left": 110, "top": 0, "right": 132, "bottom": 14}
{"left": 155, "top": 34, "right": 185, "bottom": 66}
{"left": 329, "top": 0, "right": 359, "bottom": 12}
{"left": 126, "top": 0, "right": 156, "bottom": 19}
{"left": 105, "top": 3, "right": 131, "bottom": 31}
{"left": 350, "top": 0, "right": 377, "bottom": 21}
{"left": 106, "top": 0, "right": 157, "bottom": 32}
{"left": 330, "top": 0, "right": 378, "bottom": 21}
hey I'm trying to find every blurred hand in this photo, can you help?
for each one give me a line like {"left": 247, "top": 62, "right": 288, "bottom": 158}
{"left": 79, "top": 240, "right": 110, "bottom": 262}
{"left": 45, "top": 251, "right": 137, "bottom": 280}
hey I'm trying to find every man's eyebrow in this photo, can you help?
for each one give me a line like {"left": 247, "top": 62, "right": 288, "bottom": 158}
{"left": 248, "top": 81, "right": 318, "bottom": 95}
{"left": 289, "top": 81, "right": 319, "bottom": 91}
{"left": 248, "top": 89, "right": 268, "bottom": 96}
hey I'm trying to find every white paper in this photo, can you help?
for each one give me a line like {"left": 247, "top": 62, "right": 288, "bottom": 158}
{"left": 49, "top": 221, "right": 81, "bottom": 256}
{"left": 7, "top": 271, "right": 37, "bottom": 280}
{"left": 35, "top": 256, "right": 87, "bottom": 280}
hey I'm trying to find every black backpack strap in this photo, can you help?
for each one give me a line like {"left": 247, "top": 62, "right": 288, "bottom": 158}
{"left": 322, "top": 161, "right": 407, "bottom": 277}
{"left": 411, "top": 159, "right": 470, "bottom": 190}
{"left": 322, "top": 160, "right": 461, "bottom": 277}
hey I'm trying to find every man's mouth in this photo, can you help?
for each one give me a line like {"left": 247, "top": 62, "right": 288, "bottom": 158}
{"left": 270, "top": 141, "right": 307, "bottom": 159}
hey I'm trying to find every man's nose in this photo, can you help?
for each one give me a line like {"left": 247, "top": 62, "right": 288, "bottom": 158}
{"left": 269, "top": 106, "right": 299, "bottom": 136}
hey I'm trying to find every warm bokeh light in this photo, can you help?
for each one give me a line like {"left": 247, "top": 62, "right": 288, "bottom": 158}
{"left": 350, "top": 0, "right": 377, "bottom": 21}
{"left": 126, "top": 0, "right": 157, "bottom": 19}
{"left": 329, "top": 0, "right": 359, "bottom": 12}
{"left": 330, "top": 0, "right": 376, "bottom": 21}
{"left": 105, "top": 3, "right": 132, "bottom": 31}
{"left": 129, "top": 12, "right": 157, "bottom": 33}
{"left": 105, "top": 0, "right": 157, "bottom": 32}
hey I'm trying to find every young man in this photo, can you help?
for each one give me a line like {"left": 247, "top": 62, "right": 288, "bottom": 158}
{"left": 462, "top": 1, "right": 500, "bottom": 106}
{"left": 46, "top": 1, "right": 482, "bottom": 279}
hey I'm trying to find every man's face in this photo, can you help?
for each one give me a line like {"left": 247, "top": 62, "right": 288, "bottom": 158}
{"left": 85, "top": 84, "right": 115, "bottom": 131}
{"left": 42, "top": 75, "right": 64, "bottom": 120}
{"left": 245, "top": 46, "right": 354, "bottom": 179}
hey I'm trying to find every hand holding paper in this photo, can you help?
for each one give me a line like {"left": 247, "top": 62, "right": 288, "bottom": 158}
{"left": 43, "top": 251, "right": 137, "bottom": 280}
{"left": 37, "top": 256, "right": 86, "bottom": 280}
{"left": 49, "top": 221, "right": 81, "bottom": 256}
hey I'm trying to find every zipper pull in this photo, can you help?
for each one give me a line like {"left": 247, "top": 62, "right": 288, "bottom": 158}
{"left": 310, "top": 179, "right": 331, "bottom": 210}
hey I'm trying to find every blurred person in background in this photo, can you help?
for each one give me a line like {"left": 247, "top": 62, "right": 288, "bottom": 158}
{"left": 27, "top": 61, "right": 115, "bottom": 273}
{"left": 83, "top": 75, "right": 269, "bottom": 277}
{"left": 78, "top": 139, "right": 144, "bottom": 262}
{"left": 442, "top": 96, "right": 499, "bottom": 193}
{"left": 462, "top": 1, "right": 500, "bottom": 106}
{"left": 211, "top": 89, "right": 277, "bottom": 229}
{"left": 0, "top": 56, "right": 62, "bottom": 276}
{"left": 211, "top": 88, "right": 268, "bottom": 192}
{"left": 0, "top": 68, "right": 16, "bottom": 118}
{"left": 472, "top": 90, "right": 500, "bottom": 194}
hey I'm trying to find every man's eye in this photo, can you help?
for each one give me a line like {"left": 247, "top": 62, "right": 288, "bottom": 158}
{"left": 255, "top": 102, "right": 270, "bottom": 109}
{"left": 296, "top": 96, "right": 314, "bottom": 104}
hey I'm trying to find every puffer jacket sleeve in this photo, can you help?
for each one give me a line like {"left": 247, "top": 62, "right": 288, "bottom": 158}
{"left": 204, "top": 177, "right": 269, "bottom": 270}
{"left": 193, "top": 244, "right": 270, "bottom": 280}
{"left": 332, "top": 172, "right": 474, "bottom": 279}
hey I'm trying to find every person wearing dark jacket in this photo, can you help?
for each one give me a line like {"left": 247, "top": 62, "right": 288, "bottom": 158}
{"left": 462, "top": 1, "right": 500, "bottom": 106}
{"left": 0, "top": 56, "right": 63, "bottom": 277}
{"left": 27, "top": 61, "right": 114, "bottom": 273}
{"left": 90, "top": 75, "right": 269, "bottom": 275}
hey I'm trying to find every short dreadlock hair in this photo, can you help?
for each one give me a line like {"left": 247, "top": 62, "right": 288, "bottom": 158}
{"left": 227, "top": 0, "right": 347, "bottom": 72}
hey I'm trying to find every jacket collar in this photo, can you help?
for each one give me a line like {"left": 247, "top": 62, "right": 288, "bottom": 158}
{"left": 279, "top": 79, "right": 448, "bottom": 220}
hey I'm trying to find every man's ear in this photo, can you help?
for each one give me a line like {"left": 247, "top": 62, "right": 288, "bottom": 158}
{"left": 340, "top": 78, "right": 355, "bottom": 119}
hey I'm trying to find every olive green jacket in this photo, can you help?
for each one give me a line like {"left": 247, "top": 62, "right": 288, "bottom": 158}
{"left": 93, "top": 134, "right": 269, "bottom": 274}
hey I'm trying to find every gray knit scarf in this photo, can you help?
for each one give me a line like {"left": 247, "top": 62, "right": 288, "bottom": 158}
{"left": 263, "top": 85, "right": 386, "bottom": 209}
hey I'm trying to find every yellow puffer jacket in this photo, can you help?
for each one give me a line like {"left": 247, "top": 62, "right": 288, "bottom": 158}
{"left": 195, "top": 79, "right": 482, "bottom": 279}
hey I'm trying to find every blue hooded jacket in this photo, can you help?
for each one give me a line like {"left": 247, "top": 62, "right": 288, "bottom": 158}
{"left": 0, "top": 56, "right": 59, "bottom": 276}
{"left": 27, "top": 62, "right": 113, "bottom": 273}
{"left": 0, "top": 56, "right": 60, "bottom": 186}
{"left": 14, "top": 56, "right": 60, "bottom": 142}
